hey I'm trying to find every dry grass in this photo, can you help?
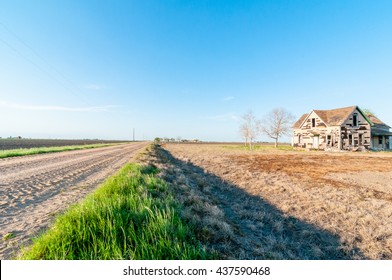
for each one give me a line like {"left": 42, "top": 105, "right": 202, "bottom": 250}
{"left": 152, "top": 143, "right": 392, "bottom": 259}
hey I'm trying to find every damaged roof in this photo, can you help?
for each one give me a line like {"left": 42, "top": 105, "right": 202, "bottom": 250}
{"left": 313, "top": 106, "right": 358, "bottom": 126}
{"left": 293, "top": 114, "right": 308, "bottom": 128}
{"left": 367, "top": 114, "right": 391, "bottom": 129}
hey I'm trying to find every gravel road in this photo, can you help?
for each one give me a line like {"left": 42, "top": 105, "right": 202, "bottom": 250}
{"left": 0, "top": 142, "right": 147, "bottom": 259}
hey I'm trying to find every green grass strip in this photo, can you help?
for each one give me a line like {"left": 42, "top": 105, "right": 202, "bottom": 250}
{"left": 0, "top": 143, "right": 119, "bottom": 159}
{"left": 18, "top": 163, "right": 210, "bottom": 260}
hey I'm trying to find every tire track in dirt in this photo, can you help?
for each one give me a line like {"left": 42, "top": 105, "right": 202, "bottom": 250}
{"left": 0, "top": 142, "right": 147, "bottom": 259}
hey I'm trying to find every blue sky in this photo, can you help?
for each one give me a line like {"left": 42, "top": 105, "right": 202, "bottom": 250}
{"left": 1, "top": 0, "right": 391, "bottom": 141}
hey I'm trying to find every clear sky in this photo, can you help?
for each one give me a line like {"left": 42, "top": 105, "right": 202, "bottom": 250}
{"left": 1, "top": 0, "right": 391, "bottom": 141}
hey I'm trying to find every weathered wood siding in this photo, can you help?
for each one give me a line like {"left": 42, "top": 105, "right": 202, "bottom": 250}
{"left": 372, "top": 135, "right": 391, "bottom": 150}
{"left": 293, "top": 111, "right": 329, "bottom": 149}
{"left": 293, "top": 126, "right": 340, "bottom": 149}
{"left": 340, "top": 108, "right": 371, "bottom": 150}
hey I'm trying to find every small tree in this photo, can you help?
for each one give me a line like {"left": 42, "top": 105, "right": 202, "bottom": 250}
{"left": 262, "top": 108, "right": 294, "bottom": 148}
{"left": 240, "top": 123, "right": 249, "bottom": 147}
{"left": 362, "top": 108, "right": 376, "bottom": 117}
{"left": 240, "top": 110, "right": 261, "bottom": 150}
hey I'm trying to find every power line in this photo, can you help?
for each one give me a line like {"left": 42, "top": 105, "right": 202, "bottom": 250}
{"left": 0, "top": 37, "right": 68, "bottom": 89}
{"left": 0, "top": 22, "right": 77, "bottom": 89}
{"left": 0, "top": 22, "right": 95, "bottom": 107}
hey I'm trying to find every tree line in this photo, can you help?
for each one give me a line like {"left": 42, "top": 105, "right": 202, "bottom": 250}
{"left": 240, "top": 108, "right": 294, "bottom": 149}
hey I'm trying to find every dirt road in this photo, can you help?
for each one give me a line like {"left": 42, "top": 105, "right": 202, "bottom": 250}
{"left": 0, "top": 142, "right": 147, "bottom": 259}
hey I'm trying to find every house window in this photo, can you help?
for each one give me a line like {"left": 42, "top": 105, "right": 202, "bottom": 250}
{"left": 327, "top": 135, "right": 331, "bottom": 145}
{"left": 312, "top": 118, "right": 316, "bottom": 128}
{"left": 353, "top": 114, "right": 358, "bottom": 127}
{"left": 298, "top": 135, "right": 302, "bottom": 144}
{"left": 349, "top": 134, "right": 353, "bottom": 145}
{"left": 379, "top": 136, "right": 383, "bottom": 145}
{"left": 359, "top": 134, "right": 363, "bottom": 145}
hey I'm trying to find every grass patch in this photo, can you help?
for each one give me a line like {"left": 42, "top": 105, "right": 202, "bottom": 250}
{"left": 0, "top": 143, "right": 119, "bottom": 159}
{"left": 3, "top": 232, "right": 15, "bottom": 241}
{"left": 18, "top": 162, "right": 210, "bottom": 260}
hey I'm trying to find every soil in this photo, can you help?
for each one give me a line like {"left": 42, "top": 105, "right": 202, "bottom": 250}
{"left": 158, "top": 143, "right": 392, "bottom": 259}
{"left": 0, "top": 139, "right": 129, "bottom": 150}
{"left": 0, "top": 142, "right": 147, "bottom": 259}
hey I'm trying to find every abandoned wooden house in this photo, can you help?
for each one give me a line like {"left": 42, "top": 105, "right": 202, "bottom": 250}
{"left": 292, "top": 106, "right": 392, "bottom": 151}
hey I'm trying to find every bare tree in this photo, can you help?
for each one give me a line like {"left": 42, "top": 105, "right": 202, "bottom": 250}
{"left": 262, "top": 108, "right": 294, "bottom": 148}
{"left": 239, "top": 123, "right": 249, "bottom": 147}
{"left": 240, "top": 111, "right": 261, "bottom": 150}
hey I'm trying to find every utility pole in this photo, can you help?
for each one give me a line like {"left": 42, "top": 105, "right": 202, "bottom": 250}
{"left": 133, "top": 128, "right": 135, "bottom": 142}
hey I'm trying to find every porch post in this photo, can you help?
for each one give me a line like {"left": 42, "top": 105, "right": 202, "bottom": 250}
{"left": 352, "top": 132, "right": 355, "bottom": 146}
{"left": 338, "top": 127, "right": 342, "bottom": 150}
{"left": 390, "top": 136, "right": 392, "bottom": 150}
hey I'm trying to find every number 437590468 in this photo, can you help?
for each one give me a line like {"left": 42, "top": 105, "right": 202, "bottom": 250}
{"left": 216, "top": 267, "right": 270, "bottom": 276}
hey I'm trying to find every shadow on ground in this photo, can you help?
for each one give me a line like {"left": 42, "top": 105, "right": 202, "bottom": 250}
{"left": 154, "top": 146, "right": 365, "bottom": 260}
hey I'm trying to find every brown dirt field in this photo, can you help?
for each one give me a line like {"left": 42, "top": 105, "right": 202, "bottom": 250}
{"left": 0, "top": 142, "right": 147, "bottom": 260}
{"left": 152, "top": 143, "right": 392, "bottom": 259}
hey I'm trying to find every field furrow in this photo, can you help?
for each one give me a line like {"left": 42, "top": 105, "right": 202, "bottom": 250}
{"left": 0, "top": 142, "right": 147, "bottom": 259}
{"left": 156, "top": 143, "right": 392, "bottom": 260}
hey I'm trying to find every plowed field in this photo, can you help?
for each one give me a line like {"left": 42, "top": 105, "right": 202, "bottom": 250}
{"left": 0, "top": 139, "right": 128, "bottom": 150}
{"left": 156, "top": 143, "right": 392, "bottom": 259}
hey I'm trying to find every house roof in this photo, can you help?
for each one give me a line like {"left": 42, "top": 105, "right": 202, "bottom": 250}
{"left": 313, "top": 106, "right": 358, "bottom": 126}
{"left": 372, "top": 127, "right": 392, "bottom": 136}
{"left": 293, "top": 105, "right": 391, "bottom": 129}
{"left": 293, "top": 114, "right": 308, "bottom": 128}
{"left": 367, "top": 114, "right": 391, "bottom": 128}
